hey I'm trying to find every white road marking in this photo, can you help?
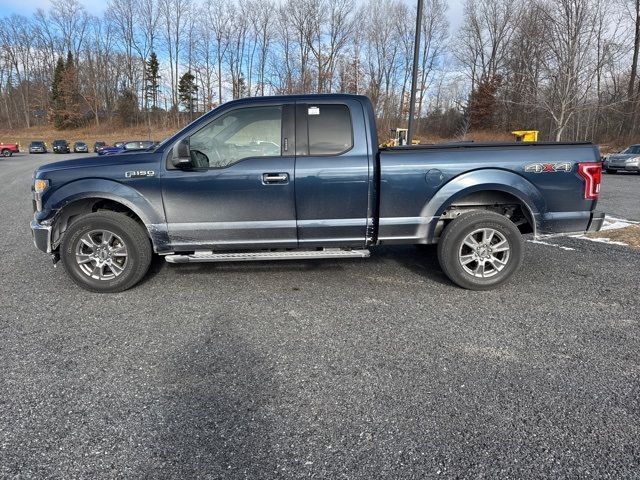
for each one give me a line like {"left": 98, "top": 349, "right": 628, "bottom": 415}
{"left": 527, "top": 240, "right": 575, "bottom": 251}
{"left": 599, "top": 216, "right": 639, "bottom": 231}
{"left": 570, "top": 235, "right": 628, "bottom": 246}
{"left": 568, "top": 215, "right": 636, "bottom": 247}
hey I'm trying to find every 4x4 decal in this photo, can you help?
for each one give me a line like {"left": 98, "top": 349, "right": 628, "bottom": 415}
{"left": 524, "top": 162, "right": 572, "bottom": 173}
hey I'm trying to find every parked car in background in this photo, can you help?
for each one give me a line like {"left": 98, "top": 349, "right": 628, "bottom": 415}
{"left": 603, "top": 145, "right": 640, "bottom": 174}
{"left": 93, "top": 141, "right": 106, "bottom": 153}
{"left": 0, "top": 142, "right": 20, "bottom": 157}
{"left": 52, "top": 140, "right": 70, "bottom": 154}
{"left": 97, "top": 141, "right": 124, "bottom": 156}
{"left": 73, "top": 141, "right": 89, "bottom": 153}
{"left": 99, "top": 140, "right": 155, "bottom": 156}
{"left": 29, "top": 141, "right": 47, "bottom": 154}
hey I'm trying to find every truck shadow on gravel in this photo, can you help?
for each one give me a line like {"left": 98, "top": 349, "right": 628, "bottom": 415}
{"left": 369, "top": 245, "right": 453, "bottom": 287}
{"left": 138, "top": 327, "right": 278, "bottom": 477}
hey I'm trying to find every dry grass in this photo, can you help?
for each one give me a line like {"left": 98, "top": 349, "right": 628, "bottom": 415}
{"left": 405, "top": 130, "right": 515, "bottom": 145}
{"left": 460, "top": 130, "right": 514, "bottom": 142}
{"left": 0, "top": 123, "right": 176, "bottom": 148}
{"left": 587, "top": 225, "right": 640, "bottom": 249}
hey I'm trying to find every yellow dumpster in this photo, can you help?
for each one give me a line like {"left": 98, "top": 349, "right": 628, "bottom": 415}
{"left": 512, "top": 130, "right": 539, "bottom": 142}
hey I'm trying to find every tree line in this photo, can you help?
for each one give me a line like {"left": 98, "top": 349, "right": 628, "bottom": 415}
{"left": 0, "top": 0, "right": 639, "bottom": 143}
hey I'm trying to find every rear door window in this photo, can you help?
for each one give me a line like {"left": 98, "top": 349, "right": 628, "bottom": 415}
{"left": 307, "top": 104, "right": 353, "bottom": 155}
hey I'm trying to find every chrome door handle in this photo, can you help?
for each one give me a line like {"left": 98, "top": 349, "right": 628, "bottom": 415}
{"left": 262, "top": 173, "right": 289, "bottom": 184}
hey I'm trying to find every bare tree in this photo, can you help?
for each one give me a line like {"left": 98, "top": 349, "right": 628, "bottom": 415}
{"left": 536, "top": 0, "right": 601, "bottom": 140}
{"left": 0, "top": 15, "right": 34, "bottom": 127}
{"left": 108, "top": 0, "right": 137, "bottom": 89}
{"left": 49, "top": 0, "right": 90, "bottom": 59}
{"left": 416, "top": 0, "right": 449, "bottom": 117}
{"left": 205, "top": 0, "right": 233, "bottom": 103}
{"left": 159, "top": 0, "right": 192, "bottom": 111}
{"left": 456, "top": 0, "right": 522, "bottom": 91}
{"left": 0, "top": 0, "right": 634, "bottom": 145}
{"left": 251, "top": 0, "right": 275, "bottom": 96}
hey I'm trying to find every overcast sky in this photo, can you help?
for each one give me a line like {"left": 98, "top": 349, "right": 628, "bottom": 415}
{"left": 0, "top": 0, "right": 466, "bottom": 31}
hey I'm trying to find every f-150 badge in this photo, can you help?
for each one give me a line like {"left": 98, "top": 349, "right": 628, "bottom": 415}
{"left": 524, "top": 162, "right": 572, "bottom": 173}
{"left": 125, "top": 170, "right": 155, "bottom": 178}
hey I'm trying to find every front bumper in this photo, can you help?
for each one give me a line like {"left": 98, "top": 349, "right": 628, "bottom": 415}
{"left": 30, "top": 220, "right": 52, "bottom": 253}
{"left": 587, "top": 210, "right": 605, "bottom": 232}
{"left": 606, "top": 163, "right": 640, "bottom": 171}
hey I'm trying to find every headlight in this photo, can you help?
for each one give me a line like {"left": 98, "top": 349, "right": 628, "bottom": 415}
{"left": 34, "top": 179, "right": 49, "bottom": 193}
{"left": 627, "top": 157, "right": 640, "bottom": 165}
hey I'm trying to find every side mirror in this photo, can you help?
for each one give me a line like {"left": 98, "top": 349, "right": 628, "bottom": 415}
{"left": 171, "top": 138, "right": 192, "bottom": 169}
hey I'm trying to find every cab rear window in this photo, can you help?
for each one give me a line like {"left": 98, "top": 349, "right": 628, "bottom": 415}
{"left": 307, "top": 104, "right": 353, "bottom": 155}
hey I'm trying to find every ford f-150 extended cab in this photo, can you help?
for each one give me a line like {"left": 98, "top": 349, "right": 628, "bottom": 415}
{"left": 30, "top": 94, "right": 604, "bottom": 293}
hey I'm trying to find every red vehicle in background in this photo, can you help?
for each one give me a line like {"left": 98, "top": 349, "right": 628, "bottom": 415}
{"left": 0, "top": 142, "right": 20, "bottom": 157}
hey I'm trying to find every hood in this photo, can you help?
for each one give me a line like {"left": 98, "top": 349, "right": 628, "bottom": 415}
{"left": 608, "top": 153, "right": 639, "bottom": 161}
{"left": 36, "top": 151, "right": 158, "bottom": 175}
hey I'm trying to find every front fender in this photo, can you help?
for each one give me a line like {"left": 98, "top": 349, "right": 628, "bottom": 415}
{"left": 420, "top": 169, "right": 545, "bottom": 241}
{"left": 37, "top": 178, "right": 164, "bottom": 226}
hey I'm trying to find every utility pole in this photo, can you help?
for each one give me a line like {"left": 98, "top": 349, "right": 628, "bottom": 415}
{"left": 407, "top": 0, "right": 424, "bottom": 144}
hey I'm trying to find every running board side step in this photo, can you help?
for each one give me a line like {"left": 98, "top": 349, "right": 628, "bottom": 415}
{"left": 164, "top": 249, "right": 371, "bottom": 264}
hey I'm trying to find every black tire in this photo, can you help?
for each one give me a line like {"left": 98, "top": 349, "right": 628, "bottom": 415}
{"left": 60, "top": 211, "right": 152, "bottom": 293}
{"left": 437, "top": 211, "right": 523, "bottom": 290}
{"left": 606, "top": 169, "right": 616, "bottom": 174}
{"left": 1, "top": 149, "right": 11, "bottom": 157}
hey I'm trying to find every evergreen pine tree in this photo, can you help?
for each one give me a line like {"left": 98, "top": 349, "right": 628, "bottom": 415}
{"left": 61, "top": 51, "right": 83, "bottom": 128}
{"left": 145, "top": 52, "right": 160, "bottom": 109}
{"left": 178, "top": 71, "right": 198, "bottom": 115}
{"left": 116, "top": 87, "right": 138, "bottom": 126}
{"left": 50, "top": 57, "right": 66, "bottom": 129}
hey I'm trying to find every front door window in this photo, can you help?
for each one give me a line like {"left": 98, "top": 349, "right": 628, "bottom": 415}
{"left": 189, "top": 106, "right": 282, "bottom": 168}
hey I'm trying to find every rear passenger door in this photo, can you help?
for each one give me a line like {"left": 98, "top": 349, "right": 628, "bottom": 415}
{"left": 294, "top": 100, "right": 372, "bottom": 247}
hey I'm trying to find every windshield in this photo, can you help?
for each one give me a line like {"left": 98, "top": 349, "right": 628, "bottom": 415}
{"left": 31, "top": 142, "right": 44, "bottom": 146}
{"left": 123, "top": 141, "right": 155, "bottom": 150}
{"left": 621, "top": 146, "right": 640, "bottom": 154}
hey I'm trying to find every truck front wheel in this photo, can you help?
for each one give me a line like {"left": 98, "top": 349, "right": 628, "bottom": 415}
{"left": 60, "top": 211, "right": 152, "bottom": 293}
{"left": 1, "top": 149, "right": 11, "bottom": 157}
{"left": 437, "top": 211, "right": 523, "bottom": 290}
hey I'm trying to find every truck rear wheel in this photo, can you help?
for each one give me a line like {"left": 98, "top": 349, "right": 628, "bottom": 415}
{"left": 1, "top": 149, "right": 11, "bottom": 157}
{"left": 437, "top": 211, "right": 523, "bottom": 290}
{"left": 60, "top": 211, "right": 152, "bottom": 293}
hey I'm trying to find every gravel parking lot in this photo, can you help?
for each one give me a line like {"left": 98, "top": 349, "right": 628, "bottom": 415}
{"left": 1, "top": 153, "right": 639, "bottom": 478}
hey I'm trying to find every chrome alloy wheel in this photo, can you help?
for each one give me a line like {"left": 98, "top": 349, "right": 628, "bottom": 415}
{"left": 75, "top": 229, "right": 128, "bottom": 280}
{"left": 458, "top": 228, "right": 510, "bottom": 278}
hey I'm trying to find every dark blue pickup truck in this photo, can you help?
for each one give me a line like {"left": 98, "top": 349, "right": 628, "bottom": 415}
{"left": 31, "top": 94, "right": 604, "bottom": 292}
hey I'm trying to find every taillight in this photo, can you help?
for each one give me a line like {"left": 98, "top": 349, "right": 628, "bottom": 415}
{"left": 578, "top": 162, "right": 601, "bottom": 200}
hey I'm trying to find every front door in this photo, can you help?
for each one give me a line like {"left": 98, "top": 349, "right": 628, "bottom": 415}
{"left": 161, "top": 103, "right": 297, "bottom": 251}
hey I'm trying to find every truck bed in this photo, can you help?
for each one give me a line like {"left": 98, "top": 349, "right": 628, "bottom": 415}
{"left": 377, "top": 141, "right": 601, "bottom": 243}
